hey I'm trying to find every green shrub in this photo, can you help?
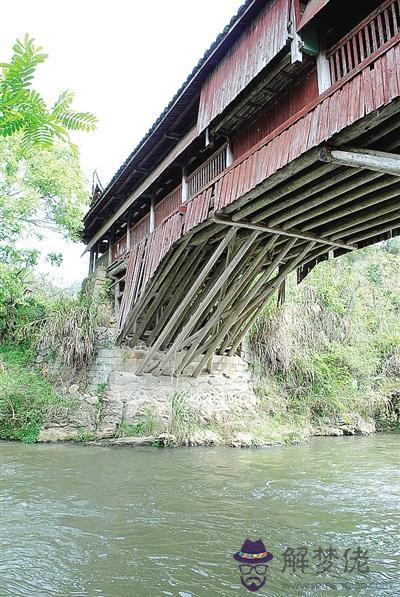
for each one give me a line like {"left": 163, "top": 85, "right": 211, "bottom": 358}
{"left": 249, "top": 242, "right": 400, "bottom": 429}
{"left": 0, "top": 344, "right": 73, "bottom": 442}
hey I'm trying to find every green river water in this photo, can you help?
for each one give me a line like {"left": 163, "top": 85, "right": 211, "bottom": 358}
{"left": 0, "top": 435, "right": 399, "bottom": 596}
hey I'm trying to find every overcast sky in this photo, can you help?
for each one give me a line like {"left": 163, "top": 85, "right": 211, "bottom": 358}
{"left": 2, "top": 0, "right": 243, "bottom": 286}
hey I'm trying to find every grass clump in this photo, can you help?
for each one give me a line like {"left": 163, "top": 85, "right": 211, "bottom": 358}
{"left": 168, "top": 390, "right": 197, "bottom": 442}
{"left": 115, "top": 404, "right": 161, "bottom": 437}
{"left": 31, "top": 294, "right": 101, "bottom": 371}
{"left": 0, "top": 344, "right": 73, "bottom": 443}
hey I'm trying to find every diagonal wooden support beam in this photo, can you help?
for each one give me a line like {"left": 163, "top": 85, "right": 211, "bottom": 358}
{"left": 116, "top": 236, "right": 190, "bottom": 343}
{"left": 227, "top": 240, "right": 316, "bottom": 357}
{"left": 175, "top": 235, "right": 277, "bottom": 376}
{"left": 213, "top": 215, "right": 356, "bottom": 251}
{"left": 155, "top": 230, "right": 260, "bottom": 375}
{"left": 135, "top": 229, "right": 237, "bottom": 375}
{"left": 194, "top": 237, "right": 297, "bottom": 373}
{"left": 320, "top": 146, "right": 400, "bottom": 177}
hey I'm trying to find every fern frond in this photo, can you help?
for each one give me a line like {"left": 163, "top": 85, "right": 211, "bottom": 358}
{"left": 1, "top": 36, "right": 47, "bottom": 96}
{"left": 58, "top": 110, "right": 97, "bottom": 131}
{"left": 52, "top": 90, "right": 74, "bottom": 115}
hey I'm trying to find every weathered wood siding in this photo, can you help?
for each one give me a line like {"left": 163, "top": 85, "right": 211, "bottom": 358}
{"left": 197, "top": 0, "right": 290, "bottom": 132}
{"left": 215, "top": 39, "right": 400, "bottom": 209}
{"left": 111, "top": 233, "right": 127, "bottom": 262}
{"left": 131, "top": 213, "right": 150, "bottom": 245}
{"left": 232, "top": 68, "right": 319, "bottom": 159}
{"left": 155, "top": 185, "right": 182, "bottom": 227}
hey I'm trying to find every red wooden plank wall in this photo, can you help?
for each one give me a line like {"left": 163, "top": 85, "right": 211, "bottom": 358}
{"left": 232, "top": 68, "right": 319, "bottom": 159}
{"left": 197, "top": 0, "right": 290, "bottom": 132}
{"left": 155, "top": 185, "right": 182, "bottom": 227}
{"left": 130, "top": 213, "right": 150, "bottom": 246}
{"left": 215, "top": 40, "right": 400, "bottom": 209}
{"left": 111, "top": 232, "right": 127, "bottom": 263}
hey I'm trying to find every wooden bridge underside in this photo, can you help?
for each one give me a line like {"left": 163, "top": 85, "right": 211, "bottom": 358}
{"left": 116, "top": 83, "right": 400, "bottom": 376}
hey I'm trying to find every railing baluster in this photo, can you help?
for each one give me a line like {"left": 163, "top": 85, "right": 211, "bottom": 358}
{"left": 364, "top": 24, "right": 372, "bottom": 56}
{"left": 384, "top": 6, "right": 392, "bottom": 39}
{"left": 346, "top": 40, "right": 353, "bottom": 71}
{"left": 340, "top": 45, "right": 347, "bottom": 76}
{"left": 352, "top": 35, "right": 359, "bottom": 70}
{"left": 185, "top": 144, "right": 228, "bottom": 200}
{"left": 335, "top": 51, "right": 342, "bottom": 80}
{"left": 358, "top": 30, "right": 365, "bottom": 61}
{"left": 391, "top": 1, "right": 398, "bottom": 31}
{"left": 371, "top": 18, "right": 379, "bottom": 51}
{"left": 377, "top": 12, "right": 385, "bottom": 44}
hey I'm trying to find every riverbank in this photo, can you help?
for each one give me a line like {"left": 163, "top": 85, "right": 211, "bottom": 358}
{"left": 1, "top": 241, "right": 399, "bottom": 446}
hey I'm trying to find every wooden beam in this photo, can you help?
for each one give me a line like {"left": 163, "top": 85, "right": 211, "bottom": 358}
{"left": 227, "top": 241, "right": 315, "bottom": 357}
{"left": 213, "top": 215, "right": 356, "bottom": 251}
{"left": 305, "top": 185, "right": 399, "bottom": 233}
{"left": 155, "top": 231, "right": 259, "bottom": 375}
{"left": 215, "top": 237, "right": 298, "bottom": 359}
{"left": 280, "top": 171, "right": 388, "bottom": 229}
{"left": 188, "top": 236, "right": 278, "bottom": 375}
{"left": 135, "top": 229, "right": 236, "bottom": 375}
{"left": 116, "top": 236, "right": 190, "bottom": 343}
{"left": 173, "top": 233, "right": 263, "bottom": 375}
{"left": 320, "top": 146, "right": 400, "bottom": 177}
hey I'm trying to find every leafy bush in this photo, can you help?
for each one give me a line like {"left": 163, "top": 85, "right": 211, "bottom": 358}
{"left": 0, "top": 344, "right": 73, "bottom": 442}
{"left": 249, "top": 241, "right": 400, "bottom": 427}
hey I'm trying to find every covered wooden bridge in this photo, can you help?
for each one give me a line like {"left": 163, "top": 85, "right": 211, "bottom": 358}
{"left": 83, "top": 0, "right": 400, "bottom": 376}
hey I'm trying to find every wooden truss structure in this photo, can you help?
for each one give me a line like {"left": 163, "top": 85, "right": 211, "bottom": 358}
{"left": 115, "top": 95, "right": 400, "bottom": 376}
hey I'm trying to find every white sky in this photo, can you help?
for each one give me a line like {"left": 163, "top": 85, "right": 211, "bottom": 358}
{"left": 2, "top": 0, "right": 243, "bottom": 286}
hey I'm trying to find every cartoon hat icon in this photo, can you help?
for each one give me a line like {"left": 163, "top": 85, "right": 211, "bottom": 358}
{"left": 233, "top": 539, "right": 273, "bottom": 563}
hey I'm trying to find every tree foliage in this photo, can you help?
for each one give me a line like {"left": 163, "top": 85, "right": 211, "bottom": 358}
{"left": 0, "top": 134, "right": 89, "bottom": 266}
{"left": 0, "top": 35, "right": 97, "bottom": 150}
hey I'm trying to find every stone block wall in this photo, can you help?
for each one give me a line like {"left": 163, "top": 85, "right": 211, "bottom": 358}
{"left": 86, "top": 345, "right": 255, "bottom": 438}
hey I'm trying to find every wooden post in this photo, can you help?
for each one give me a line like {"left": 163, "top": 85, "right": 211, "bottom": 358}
{"left": 108, "top": 229, "right": 113, "bottom": 266}
{"left": 126, "top": 214, "right": 131, "bottom": 252}
{"left": 89, "top": 249, "right": 95, "bottom": 275}
{"left": 226, "top": 140, "right": 233, "bottom": 167}
{"left": 150, "top": 196, "right": 155, "bottom": 233}
{"left": 182, "top": 166, "right": 188, "bottom": 203}
{"left": 317, "top": 41, "right": 332, "bottom": 93}
{"left": 290, "top": 0, "right": 303, "bottom": 64}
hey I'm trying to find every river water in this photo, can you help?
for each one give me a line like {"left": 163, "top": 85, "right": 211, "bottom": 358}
{"left": 0, "top": 435, "right": 399, "bottom": 596}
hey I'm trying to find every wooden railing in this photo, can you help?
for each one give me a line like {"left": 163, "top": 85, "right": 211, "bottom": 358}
{"left": 327, "top": 0, "right": 400, "bottom": 84}
{"left": 186, "top": 144, "right": 227, "bottom": 198}
{"left": 155, "top": 184, "right": 182, "bottom": 227}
